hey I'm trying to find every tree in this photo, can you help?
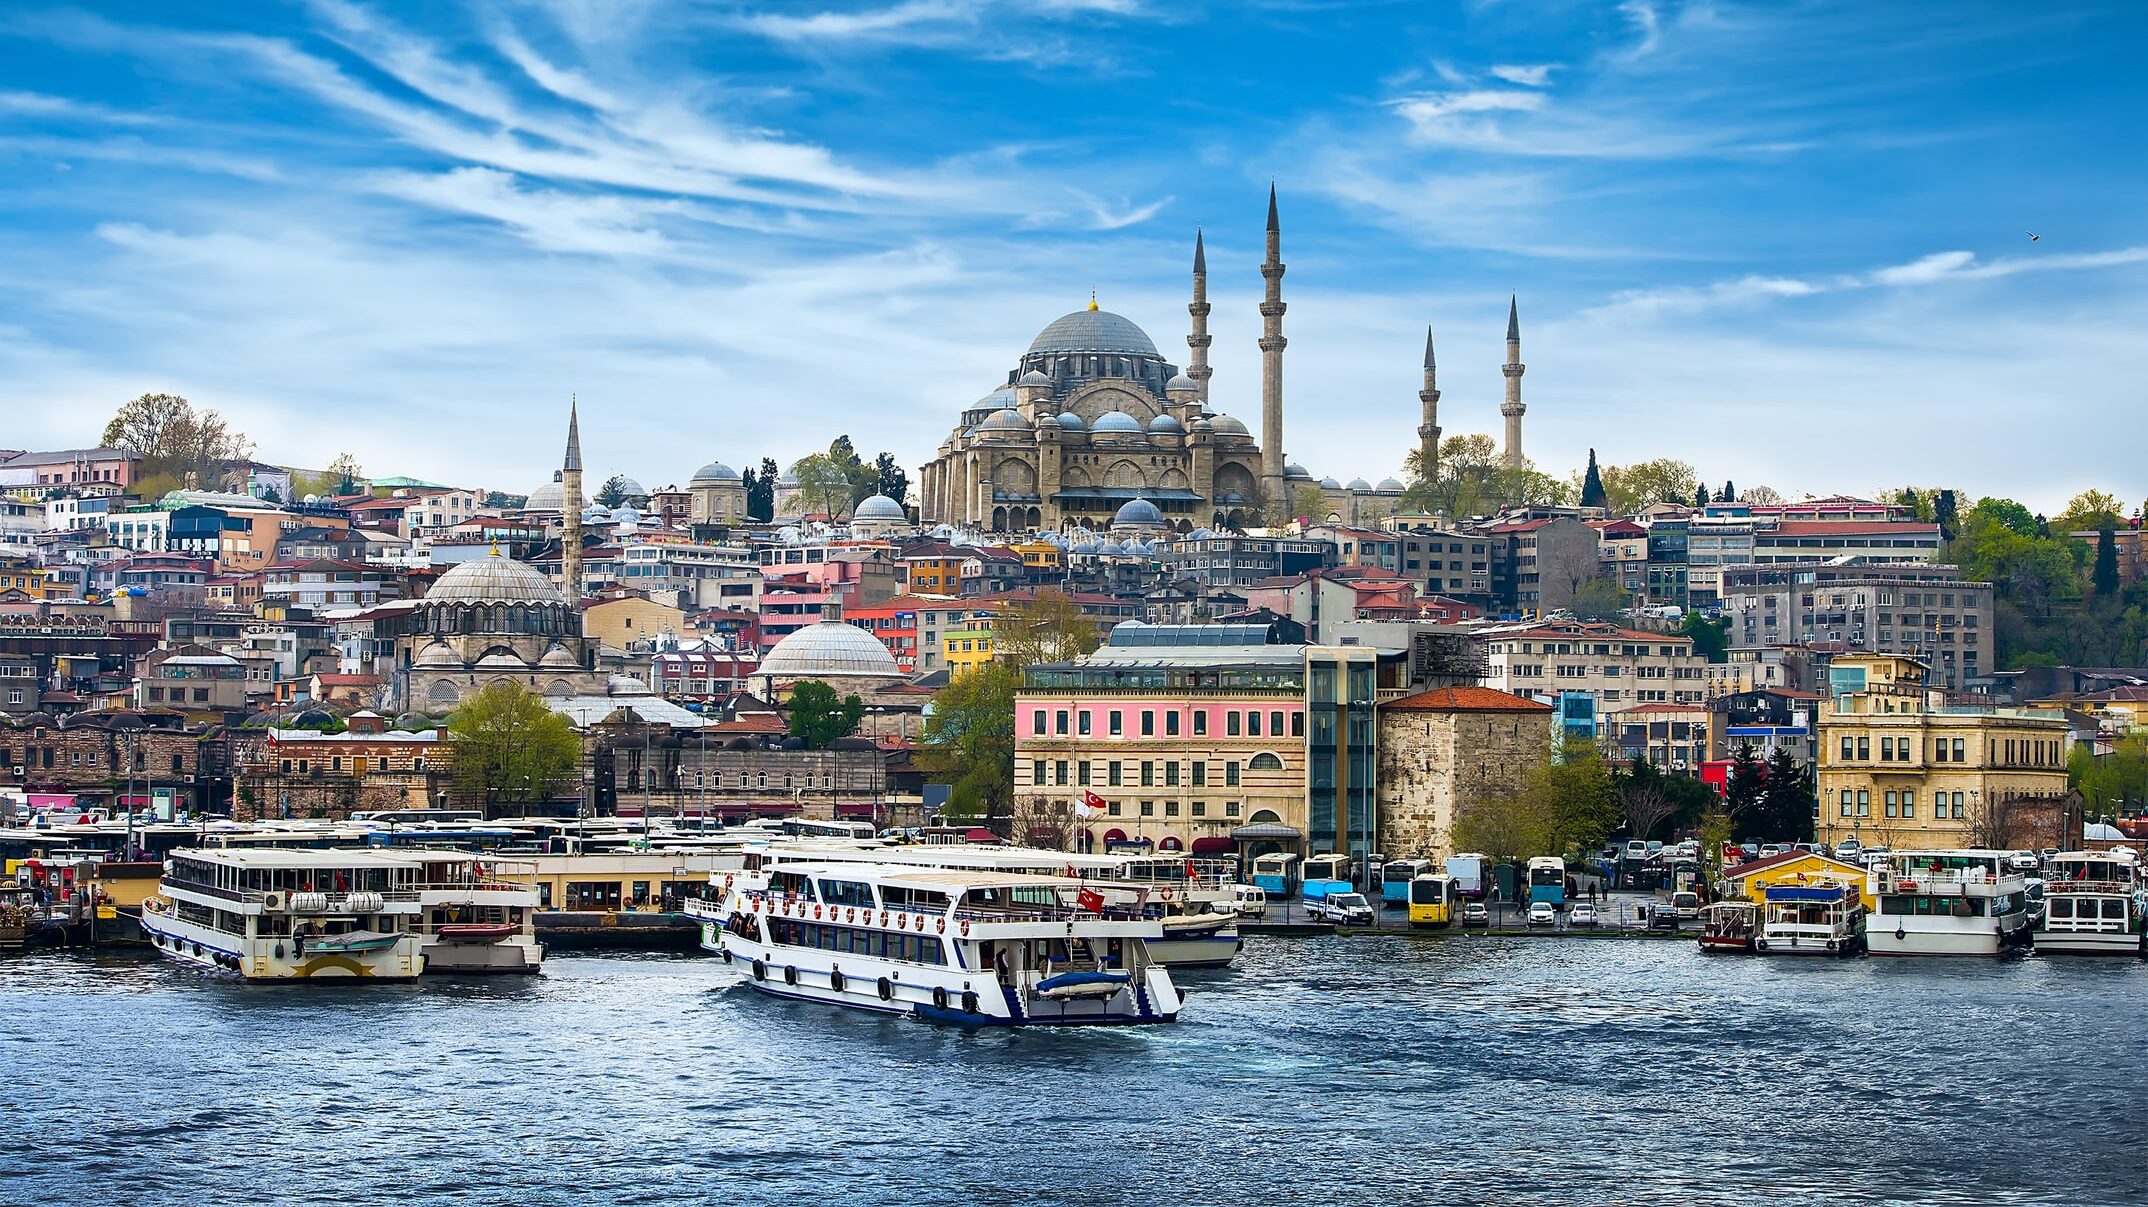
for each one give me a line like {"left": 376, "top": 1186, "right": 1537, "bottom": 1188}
{"left": 1401, "top": 433, "right": 1570, "bottom": 518}
{"left": 919, "top": 660, "right": 1018, "bottom": 819}
{"left": 446, "top": 682, "right": 581, "bottom": 814}
{"left": 1451, "top": 788, "right": 1556, "bottom": 863}
{"left": 787, "top": 679, "right": 864, "bottom": 749}
{"left": 1723, "top": 742, "right": 1766, "bottom": 834}
{"left": 1968, "top": 496, "right": 2038, "bottom": 539}
{"left": 2054, "top": 489, "right": 2125, "bottom": 534}
{"left": 1742, "top": 485, "right": 1784, "bottom": 507}
{"left": 1536, "top": 738, "right": 1621, "bottom": 855}
{"left": 1694, "top": 484, "right": 1710, "bottom": 509}
{"left": 327, "top": 453, "right": 363, "bottom": 495}
{"left": 2094, "top": 527, "right": 2121, "bottom": 596}
{"left": 595, "top": 474, "right": 630, "bottom": 508}
{"left": 1568, "top": 576, "right": 1629, "bottom": 622}
{"left": 872, "top": 452, "right": 910, "bottom": 506}
{"left": 258, "top": 484, "right": 282, "bottom": 504}
{"left": 1681, "top": 611, "right": 1729, "bottom": 663}
{"left": 1616, "top": 757, "right": 1681, "bottom": 843}
{"left": 102, "top": 392, "right": 254, "bottom": 490}
{"left": 789, "top": 452, "right": 854, "bottom": 520}
{"left": 1755, "top": 744, "right": 1814, "bottom": 843}
{"left": 1597, "top": 458, "right": 1698, "bottom": 516}
{"left": 1720, "top": 481, "right": 1735, "bottom": 504}
{"left": 1291, "top": 485, "right": 1330, "bottom": 524}
{"left": 1934, "top": 489, "right": 1960, "bottom": 541}
{"left": 992, "top": 590, "right": 1100, "bottom": 670}
{"left": 745, "top": 456, "right": 779, "bottom": 521}
{"left": 1958, "top": 791, "right": 2013, "bottom": 850}
{"left": 1579, "top": 449, "right": 1608, "bottom": 510}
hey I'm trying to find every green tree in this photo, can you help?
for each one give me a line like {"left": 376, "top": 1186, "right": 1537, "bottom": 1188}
{"left": 595, "top": 474, "right": 630, "bottom": 508}
{"left": 1579, "top": 449, "right": 1608, "bottom": 510}
{"left": 103, "top": 392, "right": 255, "bottom": 490}
{"left": 1681, "top": 611, "right": 1729, "bottom": 663}
{"left": 327, "top": 452, "right": 364, "bottom": 495}
{"left": 787, "top": 679, "right": 864, "bottom": 749}
{"left": 2054, "top": 489, "right": 2125, "bottom": 534}
{"left": 919, "top": 661, "right": 1019, "bottom": 819}
{"left": 1538, "top": 738, "right": 1621, "bottom": 854}
{"left": 1934, "top": 489, "right": 1960, "bottom": 540}
{"left": 1694, "top": 484, "right": 1710, "bottom": 509}
{"left": 1451, "top": 786, "right": 1556, "bottom": 863}
{"left": 1568, "top": 576, "right": 1629, "bottom": 622}
{"left": 992, "top": 590, "right": 1101, "bottom": 670}
{"left": 1720, "top": 480, "right": 1735, "bottom": 504}
{"left": 1756, "top": 744, "right": 1815, "bottom": 843}
{"left": 2094, "top": 526, "right": 2121, "bottom": 596}
{"left": 2071, "top": 732, "right": 2148, "bottom": 815}
{"left": 744, "top": 456, "right": 778, "bottom": 521}
{"left": 790, "top": 452, "right": 855, "bottom": 519}
{"left": 1401, "top": 433, "right": 1572, "bottom": 518}
{"left": 1597, "top": 458, "right": 1698, "bottom": 516}
{"left": 1723, "top": 741, "right": 1766, "bottom": 834}
{"left": 1968, "top": 496, "right": 2038, "bottom": 539}
{"left": 447, "top": 682, "right": 581, "bottom": 814}
{"left": 871, "top": 452, "right": 910, "bottom": 506}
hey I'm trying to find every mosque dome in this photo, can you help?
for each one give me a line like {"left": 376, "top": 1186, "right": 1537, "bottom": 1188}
{"left": 758, "top": 621, "right": 901, "bottom": 680}
{"left": 414, "top": 640, "right": 462, "bottom": 669}
{"left": 1346, "top": 478, "right": 1373, "bottom": 492}
{"left": 1147, "top": 414, "right": 1184, "bottom": 434}
{"left": 1026, "top": 308, "right": 1160, "bottom": 358}
{"left": 854, "top": 494, "right": 907, "bottom": 522}
{"left": 425, "top": 555, "right": 565, "bottom": 606}
{"left": 538, "top": 642, "right": 583, "bottom": 669}
{"left": 1378, "top": 478, "right": 1405, "bottom": 492}
{"left": 1056, "top": 411, "right": 1086, "bottom": 431}
{"left": 1019, "top": 370, "right": 1053, "bottom": 387}
{"left": 1319, "top": 477, "right": 1342, "bottom": 490}
{"left": 690, "top": 462, "right": 741, "bottom": 485}
{"left": 1209, "top": 414, "right": 1249, "bottom": 435}
{"left": 1285, "top": 463, "right": 1312, "bottom": 480}
{"left": 474, "top": 648, "right": 531, "bottom": 671}
{"left": 611, "top": 475, "right": 648, "bottom": 497}
{"left": 980, "top": 408, "right": 1029, "bottom": 432}
{"left": 1098, "top": 539, "right": 1127, "bottom": 556}
{"left": 1070, "top": 539, "right": 1100, "bottom": 555}
{"left": 1112, "top": 498, "right": 1166, "bottom": 528}
{"left": 1165, "top": 372, "right": 1198, "bottom": 393}
{"left": 1092, "top": 411, "right": 1144, "bottom": 435}
{"left": 525, "top": 475, "right": 565, "bottom": 512}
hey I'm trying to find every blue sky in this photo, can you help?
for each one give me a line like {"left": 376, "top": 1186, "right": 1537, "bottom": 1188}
{"left": 2, "top": 0, "right": 2145, "bottom": 511}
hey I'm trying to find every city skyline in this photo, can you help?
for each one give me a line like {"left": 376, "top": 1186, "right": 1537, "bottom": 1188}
{"left": 2, "top": 1, "right": 2145, "bottom": 511}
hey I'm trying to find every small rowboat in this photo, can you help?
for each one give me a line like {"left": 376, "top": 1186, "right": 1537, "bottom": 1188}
{"left": 1035, "top": 968, "right": 1131, "bottom": 999}
{"left": 300, "top": 931, "right": 401, "bottom": 955}
{"left": 436, "top": 922, "right": 518, "bottom": 943}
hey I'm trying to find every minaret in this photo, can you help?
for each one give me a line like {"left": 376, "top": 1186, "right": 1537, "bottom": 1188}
{"left": 1417, "top": 324, "right": 1441, "bottom": 479}
{"left": 1186, "top": 229, "right": 1212, "bottom": 403}
{"left": 561, "top": 396, "right": 584, "bottom": 602}
{"left": 1258, "top": 185, "right": 1287, "bottom": 517}
{"left": 1501, "top": 296, "right": 1526, "bottom": 468}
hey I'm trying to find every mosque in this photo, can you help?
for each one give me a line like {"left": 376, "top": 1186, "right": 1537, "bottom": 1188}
{"left": 916, "top": 188, "right": 1532, "bottom": 534}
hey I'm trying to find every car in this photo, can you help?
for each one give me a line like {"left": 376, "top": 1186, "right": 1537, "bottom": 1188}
{"left": 1623, "top": 840, "right": 1649, "bottom": 862}
{"left": 1461, "top": 901, "right": 1490, "bottom": 926}
{"left": 1526, "top": 901, "right": 1557, "bottom": 928}
{"left": 1739, "top": 842, "right": 1761, "bottom": 859}
{"left": 1224, "top": 885, "right": 1268, "bottom": 918}
{"left": 2006, "top": 851, "right": 2041, "bottom": 873}
{"left": 1670, "top": 890, "right": 1703, "bottom": 921}
{"left": 1648, "top": 902, "right": 1684, "bottom": 931}
{"left": 1757, "top": 843, "right": 1789, "bottom": 859}
{"left": 1833, "top": 838, "right": 1864, "bottom": 860}
{"left": 1307, "top": 892, "right": 1375, "bottom": 926}
{"left": 1568, "top": 902, "right": 1599, "bottom": 928}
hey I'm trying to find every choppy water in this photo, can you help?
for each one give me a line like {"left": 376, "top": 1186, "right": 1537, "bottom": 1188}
{"left": 2, "top": 938, "right": 2143, "bottom": 1206}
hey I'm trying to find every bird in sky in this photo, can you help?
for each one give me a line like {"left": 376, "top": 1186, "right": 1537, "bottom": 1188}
{"left": 2027, "top": 232, "right": 2040, "bottom": 241}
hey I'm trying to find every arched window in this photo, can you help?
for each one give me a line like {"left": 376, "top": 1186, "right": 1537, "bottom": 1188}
{"left": 1248, "top": 752, "right": 1284, "bottom": 771}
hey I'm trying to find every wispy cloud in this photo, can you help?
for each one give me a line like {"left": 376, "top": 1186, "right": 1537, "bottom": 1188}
{"left": 1600, "top": 243, "right": 2148, "bottom": 314}
{"left": 1487, "top": 63, "right": 1555, "bottom": 87}
{"left": 0, "top": 89, "right": 155, "bottom": 124}
{"left": 738, "top": 0, "right": 970, "bottom": 43}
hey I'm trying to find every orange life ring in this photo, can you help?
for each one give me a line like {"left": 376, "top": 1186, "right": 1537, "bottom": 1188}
{"left": 879, "top": 911, "right": 889, "bottom": 927}
{"left": 815, "top": 904, "right": 823, "bottom": 920}
{"left": 960, "top": 921, "right": 971, "bottom": 936}
{"left": 937, "top": 918, "right": 946, "bottom": 934}
{"left": 1160, "top": 888, "right": 1174, "bottom": 902}
{"left": 724, "top": 874, "right": 735, "bottom": 889}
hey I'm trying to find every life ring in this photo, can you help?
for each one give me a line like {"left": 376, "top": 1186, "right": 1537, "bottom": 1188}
{"left": 1160, "top": 888, "right": 1174, "bottom": 902}
{"left": 847, "top": 908, "right": 857, "bottom": 924}
{"left": 751, "top": 959, "right": 767, "bottom": 981}
{"left": 877, "top": 977, "right": 894, "bottom": 1002}
{"left": 829, "top": 968, "right": 847, "bottom": 993}
{"left": 815, "top": 904, "right": 823, "bottom": 920}
{"left": 960, "top": 921, "right": 971, "bottom": 937}
{"left": 784, "top": 964, "right": 799, "bottom": 986}
{"left": 932, "top": 985, "right": 949, "bottom": 1010}
{"left": 724, "top": 874, "right": 735, "bottom": 890}
{"left": 937, "top": 918, "right": 946, "bottom": 934}
{"left": 879, "top": 911, "right": 889, "bottom": 927}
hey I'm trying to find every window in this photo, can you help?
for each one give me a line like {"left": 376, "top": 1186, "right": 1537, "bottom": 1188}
{"left": 1078, "top": 711, "right": 1092, "bottom": 736}
{"left": 1192, "top": 762, "right": 1205, "bottom": 787}
{"left": 1269, "top": 710, "right": 1284, "bottom": 737}
{"left": 1856, "top": 790, "right": 1870, "bottom": 817}
{"left": 1952, "top": 738, "right": 1964, "bottom": 761}
{"left": 1884, "top": 790, "right": 1897, "bottom": 818}
{"left": 1033, "top": 711, "right": 1046, "bottom": 736}
{"left": 1141, "top": 761, "right": 1154, "bottom": 787}
{"left": 1164, "top": 801, "right": 1180, "bottom": 817}
{"left": 1225, "top": 762, "right": 1240, "bottom": 787}
{"left": 1055, "top": 761, "right": 1069, "bottom": 787}
{"left": 1248, "top": 752, "right": 1284, "bottom": 771}
{"left": 1077, "top": 762, "right": 1091, "bottom": 786}
{"left": 1226, "top": 712, "right": 1241, "bottom": 737}
{"left": 1192, "top": 712, "right": 1207, "bottom": 737}
{"left": 1901, "top": 790, "right": 1914, "bottom": 819}
{"left": 1291, "top": 711, "right": 1304, "bottom": 737}
{"left": 1108, "top": 761, "right": 1122, "bottom": 787}
{"left": 1166, "top": 712, "right": 1180, "bottom": 737}
{"left": 1164, "top": 762, "right": 1179, "bottom": 786}
{"left": 1139, "top": 800, "right": 1155, "bottom": 817}
{"left": 1109, "top": 710, "right": 1123, "bottom": 737}
{"left": 1248, "top": 711, "right": 1262, "bottom": 737}
{"left": 1839, "top": 790, "right": 1853, "bottom": 817}
{"left": 1841, "top": 736, "right": 1854, "bottom": 761}
{"left": 1856, "top": 736, "right": 1870, "bottom": 760}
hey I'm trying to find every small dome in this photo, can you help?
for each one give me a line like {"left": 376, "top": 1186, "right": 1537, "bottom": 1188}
{"left": 1319, "top": 477, "right": 1342, "bottom": 490}
{"left": 414, "top": 640, "right": 462, "bottom": 669}
{"left": 1147, "top": 414, "right": 1184, "bottom": 434}
{"left": 1285, "top": 463, "right": 1312, "bottom": 480}
{"left": 1189, "top": 417, "right": 1213, "bottom": 433}
{"left": 524, "top": 475, "right": 565, "bottom": 512}
{"left": 611, "top": 475, "right": 648, "bottom": 497}
{"left": 1098, "top": 539, "right": 1127, "bottom": 556}
{"left": 776, "top": 472, "right": 799, "bottom": 487}
{"left": 1378, "top": 478, "right": 1405, "bottom": 492}
{"left": 1113, "top": 498, "right": 1165, "bottom": 527}
{"left": 1070, "top": 539, "right": 1100, "bottom": 555}
{"left": 538, "top": 642, "right": 582, "bottom": 669}
{"left": 854, "top": 494, "right": 907, "bottom": 522}
{"left": 607, "top": 673, "right": 651, "bottom": 696}
{"left": 1056, "top": 411, "right": 1086, "bottom": 431}
{"left": 1019, "top": 369, "right": 1053, "bottom": 387}
{"left": 1026, "top": 308, "right": 1160, "bottom": 357}
{"left": 758, "top": 621, "right": 901, "bottom": 680}
{"left": 974, "top": 386, "right": 1018, "bottom": 410}
{"left": 1209, "top": 414, "right": 1249, "bottom": 435}
{"left": 981, "top": 407, "right": 1028, "bottom": 432}
{"left": 1346, "top": 478, "right": 1373, "bottom": 492}
{"left": 1092, "top": 411, "right": 1144, "bottom": 434}
{"left": 691, "top": 461, "right": 741, "bottom": 485}
{"left": 426, "top": 555, "right": 565, "bottom": 606}
{"left": 474, "top": 648, "right": 530, "bottom": 671}
{"left": 1165, "top": 372, "right": 1198, "bottom": 393}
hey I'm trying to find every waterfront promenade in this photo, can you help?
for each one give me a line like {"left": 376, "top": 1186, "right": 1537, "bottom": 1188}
{"left": 5, "top": 939, "right": 2140, "bottom": 1206}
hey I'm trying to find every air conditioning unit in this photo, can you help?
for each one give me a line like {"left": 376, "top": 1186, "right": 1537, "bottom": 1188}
{"left": 262, "top": 891, "right": 286, "bottom": 911}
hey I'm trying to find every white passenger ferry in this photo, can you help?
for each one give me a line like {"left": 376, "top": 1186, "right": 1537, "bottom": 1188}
{"left": 1868, "top": 850, "right": 2033, "bottom": 957}
{"left": 2035, "top": 849, "right": 2144, "bottom": 957}
{"left": 702, "top": 863, "right": 1182, "bottom": 1026}
{"left": 141, "top": 849, "right": 426, "bottom": 980}
{"left": 1755, "top": 882, "right": 1865, "bottom": 956}
{"left": 408, "top": 854, "right": 545, "bottom": 975}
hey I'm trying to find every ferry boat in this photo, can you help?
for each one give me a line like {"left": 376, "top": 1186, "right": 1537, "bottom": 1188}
{"left": 140, "top": 849, "right": 426, "bottom": 980}
{"left": 1755, "top": 883, "right": 1865, "bottom": 956}
{"left": 1697, "top": 901, "right": 1759, "bottom": 953}
{"left": 1868, "top": 850, "right": 2033, "bottom": 957}
{"left": 704, "top": 863, "right": 1182, "bottom": 1026}
{"left": 408, "top": 854, "right": 545, "bottom": 975}
{"left": 2035, "top": 849, "right": 2145, "bottom": 957}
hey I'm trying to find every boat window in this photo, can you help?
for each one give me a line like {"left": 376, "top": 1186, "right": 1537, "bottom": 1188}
{"left": 2103, "top": 899, "right": 2128, "bottom": 920}
{"left": 818, "top": 880, "right": 875, "bottom": 907}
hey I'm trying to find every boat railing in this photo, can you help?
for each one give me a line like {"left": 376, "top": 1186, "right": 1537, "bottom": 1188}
{"left": 2043, "top": 879, "right": 2132, "bottom": 896}
{"left": 165, "top": 882, "right": 422, "bottom": 906}
{"left": 1880, "top": 867, "right": 2001, "bottom": 890}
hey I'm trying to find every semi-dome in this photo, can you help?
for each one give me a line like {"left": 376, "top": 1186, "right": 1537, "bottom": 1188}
{"left": 1092, "top": 411, "right": 1144, "bottom": 434}
{"left": 1147, "top": 414, "right": 1184, "bottom": 433}
{"left": 1346, "top": 478, "right": 1373, "bottom": 492}
{"left": 1209, "top": 414, "right": 1249, "bottom": 435}
{"left": 758, "top": 621, "right": 901, "bottom": 680}
{"left": 1026, "top": 308, "right": 1160, "bottom": 358}
{"left": 974, "top": 386, "right": 1018, "bottom": 410}
{"left": 690, "top": 461, "right": 741, "bottom": 484}
{"left": 538, "top": 642, "right": 582, "bottom": 669}
{"left": 854, "top": 494, "right": 907, "bottom": 522}
{"left": 1055, "top": 411, "right": 1086, "bottom": 431}
{"left": 1019, "top": 369, "right": 1053, "bottom": 387}
{"left": 1319, "top": 477, "right": 1342, "bottom": 490}
{"left": 414, "top": 639, "right": 462, "bottom": 668}
{"left": 425, "top": 555, "right": 566, "bottom": 606}
{"left": 1113, "top": 498, "right": 1166, "bottom": 527}
{"left": 474, "top": 648, "right": 531, "bottom": 671}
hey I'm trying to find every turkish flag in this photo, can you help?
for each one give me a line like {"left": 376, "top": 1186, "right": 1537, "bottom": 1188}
{"left": 1082, "top": 790, "right": 1107, "bottom": 811}
{"left": 1078, "top": 888, "right": 1105, "bottom": 913}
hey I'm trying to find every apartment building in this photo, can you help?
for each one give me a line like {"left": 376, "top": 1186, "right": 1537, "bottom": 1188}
{"left": 1478, "top": 619, "right": 1710, "bottom": 716}
{"left": 1719, "top": 562, "right": 1992, "bottom": 689}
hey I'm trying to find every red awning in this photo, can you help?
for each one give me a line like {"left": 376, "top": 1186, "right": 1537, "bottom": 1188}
{"left": 965, "top": 827, "right": 1001, "bottom": 843}
{"left": 1158, "top": 836, "right": 1183, "bottom": 852}
{"left": 1103, "top": 828, "right": 1127, "bottom": 844}
{"left": 1190, "top": 837, "right": 1235, "bottom": 854}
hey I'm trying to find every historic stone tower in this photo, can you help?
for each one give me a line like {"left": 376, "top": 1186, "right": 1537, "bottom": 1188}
{"left": 1501, "top": 296, "right": 1526, "bottom": 468}
{"left": 1258, "top": 186, "right": 1287, "bottom": 517}
{"left": 560, "top": 397, "right": 584, "bottom": 600}
{"left": 1186, "top": 229, "right": 1212, "bottom": 403}
{"left": 1417, "top": 324, "right": 1441, "bottom": 477}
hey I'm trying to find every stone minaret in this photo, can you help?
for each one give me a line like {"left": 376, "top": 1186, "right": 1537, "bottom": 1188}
{"left": 561, "top": 396, "right": 584, "bottom": 602}
{"left": 1186, "top": 229, "right": 1212, "bottom": 403}
{"left": 1501, "top": 295, "right": 1526, "bottom": 468}
{"left": 1258, "top": 185, "right": 1287, "bottom": 516}
{"left": 1417, "top": 324, "right": 1441, "bottom": 479}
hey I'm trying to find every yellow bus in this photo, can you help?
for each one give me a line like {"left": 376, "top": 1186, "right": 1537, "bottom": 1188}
{"left": 1408, "top": 874, "right": 1460, "bottom": 929}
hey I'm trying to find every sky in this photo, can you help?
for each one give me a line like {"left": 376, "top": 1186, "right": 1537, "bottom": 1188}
{"left": 2, "top": 0, "right": 2145, "bottom": 513}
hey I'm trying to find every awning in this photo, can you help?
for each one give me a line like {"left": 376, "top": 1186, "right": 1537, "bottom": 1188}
{"left": 964, "top": 827, "right": 1001, "bottom": 843}
{"left": 1103, "top": 828, "right": 1127, "bottom": 843}
{"left": 1230, "top": 822, "right": 1304, "bottom": 841}
{"left": 1190, "top": 837, "right": 1236, "bottom": 855}
{"left": 1158, "top": 836, "right": 1183, "bottom": 852}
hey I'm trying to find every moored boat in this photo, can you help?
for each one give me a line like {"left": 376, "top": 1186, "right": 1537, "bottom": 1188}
{"left": 1868, "top": 850, "right": 2033, "bottom": 957}
{"left": 1697, "top": 901, "right": 1759, "bottom": 953}
{"left": 2035, "top": 849, "right": 2145, "bottom": 957}
{"left": 140, "top": 849, "right": 426, "bottom": 980}
{"left": 1756, "top": 883, "right": 1865, "bottom": 956}
{"left": 409, "top": 854, "right": 544, "bottom": 975}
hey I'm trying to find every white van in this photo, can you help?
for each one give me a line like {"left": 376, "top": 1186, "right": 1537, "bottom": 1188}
{"left": 1224, "top": 884, "right": 1268, "bottom": 918}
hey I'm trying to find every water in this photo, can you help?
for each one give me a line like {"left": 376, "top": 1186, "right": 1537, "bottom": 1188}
{"left": 3, "top": 938, "right": 2143, "bottom": 1206}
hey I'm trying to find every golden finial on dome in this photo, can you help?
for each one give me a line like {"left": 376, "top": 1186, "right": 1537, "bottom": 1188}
{"left": 1088, "top": 290, "right": 1098, "bottom": 311}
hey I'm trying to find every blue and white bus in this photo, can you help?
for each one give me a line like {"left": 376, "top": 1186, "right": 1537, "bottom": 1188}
{"left": 1381, "top": 858, "right": 1436, "bottom": 906}
{"left": 1527, "top": 855, "right": 1567, "bottom": 907}
{"left": 1250, "top": 852, "right": 1299, "bottom": 897}
{"left": 1301, "top": 853, "right": 1354, "bottom": 901}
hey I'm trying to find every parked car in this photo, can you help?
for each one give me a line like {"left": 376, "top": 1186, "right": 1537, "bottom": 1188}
{"left": 1568, "top": 901, "right": 1599, "bottom": 928}
{"left": 1307, "top": 892, "right": 1375, "bottom": 926}
{"left": 1461, "top": 901, "right": 1490, "bottom": 927}
{"left": 1623, "top": 840, "right": 1649, "bottom": 862}
{"left": 1224, "top": 884, "right": 1268, "bottom": 918}
{"left": 1833, "top": 838, "right": 1864, "bottom": 861}
{"left": 1526, "top": 901, "right": 1557, "bottom": 928}
{"left": 1670, "top": 890, "right": 1703, "bottom": 921}
{"left": 2006, "top": 851, "right": 2041, "bottom": 873}
{"left": 1648, "top": 902, "right": 1684, "bottom": 931}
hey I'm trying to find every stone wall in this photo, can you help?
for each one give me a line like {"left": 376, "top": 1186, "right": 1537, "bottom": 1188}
{"left": 1377, "top": 711, "right": 1549, "bottom": 858}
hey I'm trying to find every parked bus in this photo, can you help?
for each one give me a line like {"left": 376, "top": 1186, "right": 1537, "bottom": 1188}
{"left": 1526, "top": 855, "right": 1567, "bottom": 907}
{"left": 1408, "top": 874, "right": 1460, "bottom": 929}
{"left": 1250, "top": 852, "right": 1299, "bottom": 897}
{"left": 1445, "top": 852, "right": 1488, "bottom": 900}
{"left": 1381, "top": 858, "right": 1437, "bottom": 906}
{"left": 1300, "top": 853, "right": 1353, "bottom": 900}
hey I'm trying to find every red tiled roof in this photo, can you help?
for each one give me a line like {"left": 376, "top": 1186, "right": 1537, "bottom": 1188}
{"left": 1384, "top": 686, "right": 1553, "bottom": 713}
{"left": 707, "top": 714, "right": 787, "bottom": 734}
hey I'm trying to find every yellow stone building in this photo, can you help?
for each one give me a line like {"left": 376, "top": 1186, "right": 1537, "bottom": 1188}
{"left": 942, "top": 621, "right": 996, "bottom": 674}
{"left": 1816, "top": 654, "right": 2069, "bottom": 848}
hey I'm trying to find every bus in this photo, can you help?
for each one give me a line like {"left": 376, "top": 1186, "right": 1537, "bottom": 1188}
{"left": 1408, "top": 874, "right": 1460, "bottom": 929}
{"left": 1381, "top": 858, "right": 1437, "bottom": 907}
{"left": 1300, "top": 853, "right": 1354, "bottom": 900}
{"left": 1250, "top": 852, "right": 1299, "bottom": 897}
{"left": 1526, "top": 855, "right": 1567, "bottom": 907}
{"left": 1445, "top": 852, "right": 1488, "bottom": 900}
